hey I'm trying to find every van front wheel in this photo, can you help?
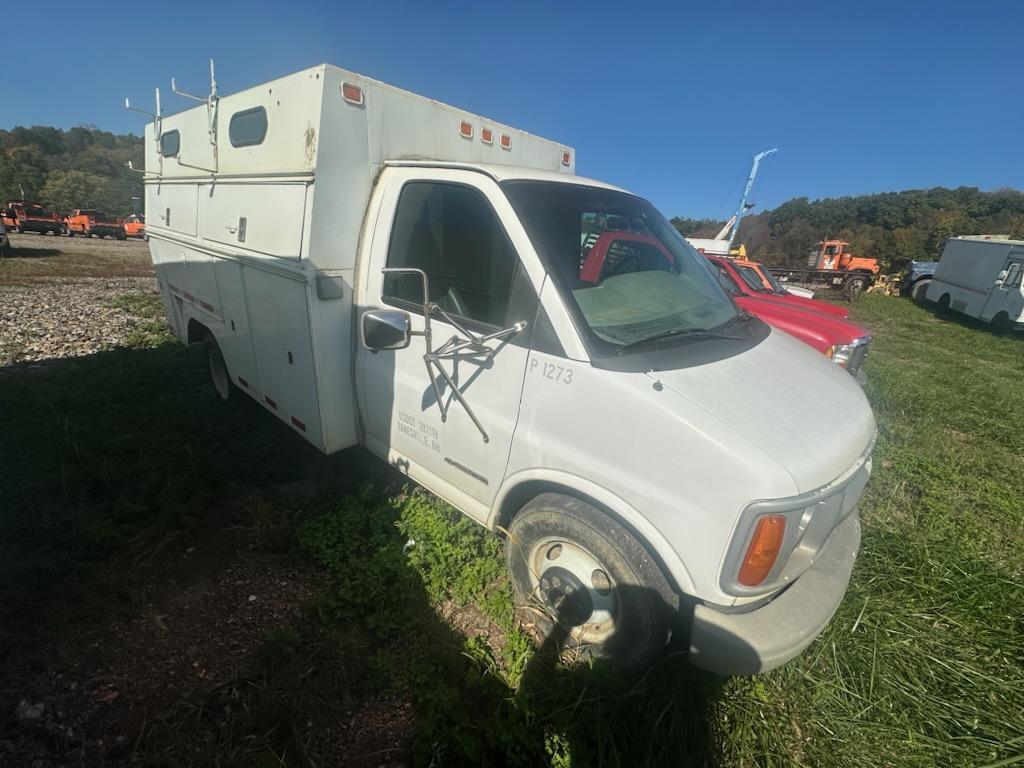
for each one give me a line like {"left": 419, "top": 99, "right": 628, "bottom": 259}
{"left": 206, "top": 336, "right": 233, "bottom": 402}
{"left": 505, "top": 493, "right": 676, "bottom": 668}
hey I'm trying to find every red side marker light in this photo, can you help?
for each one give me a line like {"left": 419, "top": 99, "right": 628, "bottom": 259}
{"left": 341, "top": 83, "right": 364, "bottom": 105}
{"left": 264, "top": 396, "right": 277, "bottom": 410}
{"left": 291, "top": 416, "right": 307, "bottom": 432}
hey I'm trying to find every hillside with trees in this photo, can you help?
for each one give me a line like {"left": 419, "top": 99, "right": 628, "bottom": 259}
{"left": 3, "top": 124, "right": 1022, "bottom": 270}
{"left": 675, "top": 186, "right": 1024, "bottom": 272}
{"left": 0, "top": 126, "right": 143, "bottom": 216}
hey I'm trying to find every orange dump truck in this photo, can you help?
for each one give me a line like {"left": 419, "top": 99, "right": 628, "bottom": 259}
{"left": 121, "top": 213, "right": 146, "bottom": 239}
{"left": 63, "top": 210, "right": 127, "bottom": 239}
{"left": 769, "top": 240, "right": 880, "bottom": 296}
{"left": 2, "top": 201, "right": 62, "bottom": 235}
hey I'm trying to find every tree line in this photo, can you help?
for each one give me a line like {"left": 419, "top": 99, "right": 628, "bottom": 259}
{"left": 0, "top": 125, "right": 143, "bottom": 216}
{"left": 673, "top": 186, "right": 1024, "bottom": 271}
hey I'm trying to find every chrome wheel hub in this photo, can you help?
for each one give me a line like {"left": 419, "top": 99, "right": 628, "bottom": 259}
{"left": 530, "top": 539, "right": 617, "bottom": 640}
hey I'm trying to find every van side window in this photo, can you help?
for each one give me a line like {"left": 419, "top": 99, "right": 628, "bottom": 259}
{"left": 229, "top": 107, "right": 268, "bottom": 147}
{"left": 1002, "top": 262, "right": 1022, "bottom": 289}
{"left": 159, "top": 130, "right": 180, "bottom": 157}
{"left": 383, "top": 182, "right": 517, "bottom": 327}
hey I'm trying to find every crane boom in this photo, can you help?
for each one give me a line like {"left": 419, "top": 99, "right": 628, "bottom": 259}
{"left": 726, "top": 148, "right": 777, "bottom": 249}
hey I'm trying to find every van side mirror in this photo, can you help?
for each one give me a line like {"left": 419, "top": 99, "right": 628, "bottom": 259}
{"left": 362, "top": 310, "right": 411, "bottom": 351}
{"left": 996, "top": 269, "right": 1008, "bottom": 286}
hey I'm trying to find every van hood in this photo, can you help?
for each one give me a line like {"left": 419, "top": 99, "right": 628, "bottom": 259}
{"left": 649, "top": 328, "right": 875, "bottom": 493}
{"left": 736, "top": 295, "right": 869, "bottom": 352}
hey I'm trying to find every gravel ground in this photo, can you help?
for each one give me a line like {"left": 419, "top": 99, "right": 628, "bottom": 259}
{"left": 0, "top": 277, "right": 160, "bottom": 366}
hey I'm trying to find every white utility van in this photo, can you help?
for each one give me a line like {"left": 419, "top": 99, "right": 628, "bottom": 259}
{"left": 136, "top": 63, "right": 875, "bottom": 674}
{"left": 926, "top": 236, "right": 1024, "bottom": 332}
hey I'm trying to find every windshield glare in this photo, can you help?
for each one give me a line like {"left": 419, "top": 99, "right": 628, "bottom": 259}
{"left": 501, "top": 181, "right": 737, "bottom": 353}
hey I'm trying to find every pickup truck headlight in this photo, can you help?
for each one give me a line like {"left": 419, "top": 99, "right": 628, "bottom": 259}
{"left": 825, "top": 336, "right": 870, "bottom": 373}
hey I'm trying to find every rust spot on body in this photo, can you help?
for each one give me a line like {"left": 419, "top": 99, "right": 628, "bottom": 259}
{"left": 304, "top": 126, "right": 317, "bottom": 166}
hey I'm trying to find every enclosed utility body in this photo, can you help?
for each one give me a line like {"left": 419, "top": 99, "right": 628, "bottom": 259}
{"left": 926, "top": 236, "right": 1024, "bottom": 331}
{"left": 142, "top": 63, "right": 875, "bottom": 675}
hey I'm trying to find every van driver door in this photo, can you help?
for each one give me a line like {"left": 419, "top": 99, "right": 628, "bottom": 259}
{"left": 356, "top": 168, "right": 538, "bottom": 521}
{"left": 982, "top": 252, "right": 1024, "bottom": 323}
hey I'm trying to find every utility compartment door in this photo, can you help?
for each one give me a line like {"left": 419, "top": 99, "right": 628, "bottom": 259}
{"left": 244, "top": 268, "right": 323, "bottom": 447}
{"left": 213, "top": 258, "right": 259, "bottom": 396}
{"left": 356, "top": 169, "right": 536, "bottom": 517}
{"left": 147, "top": 183, "right": 198, "bottom": 236}
{"left": 200, "top": 183, "right": 308, "bottom": 260}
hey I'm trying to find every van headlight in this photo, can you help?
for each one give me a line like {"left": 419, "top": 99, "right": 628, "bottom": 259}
{"left": 720, "top": 444, "right": 873, "bottom": 596}
{"left": 825, "top": 336, "right": 870, "bottom": 372}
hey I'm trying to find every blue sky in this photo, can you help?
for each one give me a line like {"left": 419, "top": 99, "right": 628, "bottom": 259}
{"left": 5, "top": 0, "right": 1021, "bottom": 219}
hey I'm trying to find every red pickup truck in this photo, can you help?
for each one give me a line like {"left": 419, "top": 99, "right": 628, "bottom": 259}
{"left": 705, "top": 254, "right": 871, "bottom": 380}
{"left": 721, "top": 255, "right": 850, "bottom": 319}
{"left": 63, "top": 210, "right": 127, "bottom": 239}
{"left": 1, "top": 201, "right": 62, "bottom": 235}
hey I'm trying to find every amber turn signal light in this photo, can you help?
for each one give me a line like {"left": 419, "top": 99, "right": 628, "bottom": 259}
{"left": 738, "top": 515, "right": 786, "bottom": 586}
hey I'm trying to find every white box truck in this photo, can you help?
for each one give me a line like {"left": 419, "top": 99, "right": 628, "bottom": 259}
{"left": 926, "top": 236, "right": 1024, "bottom": 332}
{"left": 136, "top": 63, "right": 875, "bottom": 674}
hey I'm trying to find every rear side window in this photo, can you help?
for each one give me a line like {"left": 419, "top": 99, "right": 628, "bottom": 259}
{"left": 159, "top": 130, "right": 180, "bottom": 157}
{"left": 383, "top": 182, "right": 517, "bottom": 327}
{"left": 229, "top": 107, "right": 268, "bottom": 147}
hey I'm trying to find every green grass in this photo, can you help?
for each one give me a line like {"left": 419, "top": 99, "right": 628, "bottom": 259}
{"left": 1, "top": 293, "right": 1022, "bottom": 766}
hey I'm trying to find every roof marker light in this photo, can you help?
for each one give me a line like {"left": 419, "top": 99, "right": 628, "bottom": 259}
{"left": 341, "top": 83, "right": 364, "bottom": 106}
{"left": 500, "top": 134, "right": 512, "bottom": 150}
{"left": 481, "top": 128, "right": 493, "bottom": 145}
{"left": 459, "top": 121, "right": 474, "bottom": 139}
{"left": 561, "top": 151, "right": 572, "bottom": 166}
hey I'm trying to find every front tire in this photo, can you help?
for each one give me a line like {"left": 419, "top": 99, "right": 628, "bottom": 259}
{"left": 845, "top": 275, "right": 868, "bottom": 299}
{"left": 910, "top": 278, "right": 932, "bottom": 304}
{"left": 206, "top": 336, "right": 232, "bottom": 402}
{"left": 990, "top": 312, "right": 1011, "bottom": 335}
{"left": 505, "top": 493, "right": 676, "bottom": 668}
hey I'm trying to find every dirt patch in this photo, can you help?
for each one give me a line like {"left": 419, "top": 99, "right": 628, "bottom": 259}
{"left": 0, "top": 233, "right": 153, "bottom": 286}
{"left": 0, "top": 525, "right": 413, "bottom": 767}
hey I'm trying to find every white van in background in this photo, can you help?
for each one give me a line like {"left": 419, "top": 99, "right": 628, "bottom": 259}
{"left": 134, "top": 63, "right": 875, "bottom": 675}
{"left": 927, "top": 236, "right": 1024, "bottom": 332}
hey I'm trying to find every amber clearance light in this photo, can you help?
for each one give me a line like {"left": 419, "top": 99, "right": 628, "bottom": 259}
{"left": 738, "top": 515, "right": 786, "bottom": 586}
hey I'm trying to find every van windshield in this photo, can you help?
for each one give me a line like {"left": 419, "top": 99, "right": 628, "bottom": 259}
{"left": 501, "top": 181, "right": 738, "bottom": 355}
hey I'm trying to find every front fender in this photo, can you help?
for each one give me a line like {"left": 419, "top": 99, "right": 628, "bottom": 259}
{"left": 489, "top": 467, "right": 697, "bottom": 596}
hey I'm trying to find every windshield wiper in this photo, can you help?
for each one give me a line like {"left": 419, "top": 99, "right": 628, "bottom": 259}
{"left": 614, "top": 325, "right": 745, "bottom": 355}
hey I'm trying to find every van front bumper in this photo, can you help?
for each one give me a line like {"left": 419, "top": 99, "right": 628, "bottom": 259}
{"left": 688, "top": 510, "right": 861, "bottom": 676}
